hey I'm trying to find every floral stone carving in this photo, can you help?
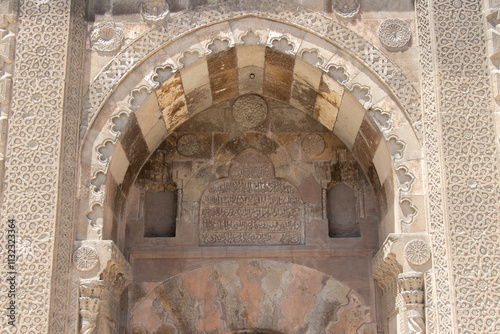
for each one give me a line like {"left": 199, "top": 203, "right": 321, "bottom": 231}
{"left": 90, "top": 22, "right": 124, "bottom": 52}
{"left": 405, "top": 239, "right": 431, "bottom": 266}
{"left": 232, "top": 94, "right": 268, "bottom": 128}
{"left": 332, "top": 0, "right": 360, "bottom": 18}
{"left": 177, "top": 134, "right": 201, "bottom": 157}
{"left": 378, "top": 19, "right": 412, "bottom": 49}
{"left": 141, "top": 0, "right": 170, "bottom": 25}
{"left": 73, "top": 245, "right": 99, "bottom": 272}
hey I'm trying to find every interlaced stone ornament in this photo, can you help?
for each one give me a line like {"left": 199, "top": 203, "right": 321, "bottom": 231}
{"left": 73, "top": 246, "right": 99, "bottom": 272}
{"left": 378, "top": 19, "right": 412, "bottom": 49}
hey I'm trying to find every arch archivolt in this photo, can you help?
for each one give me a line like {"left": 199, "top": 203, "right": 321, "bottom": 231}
{"left": 79, "top": 41, "right": 425, "bottom": 249}
{"left": 131, "top": 259, "right": 377, "bottom": 333}
{"left": 79, "top": 15, "right": 426, "bottom": 245}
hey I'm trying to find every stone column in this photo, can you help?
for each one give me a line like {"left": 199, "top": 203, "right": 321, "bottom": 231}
{"left": 79, "top": 281, "right": 105, "bottom": 334}
{"left": 372, "top": 235, "right": 402, "bottom": 319}
{"left": 399, "top": 273, "right": 425, "bottom": 334}
{"left": 0, "top": 0, "right": 85, "bottom": 332}
{"left": 73, "top": 241, "right": 131, "bottom": 334}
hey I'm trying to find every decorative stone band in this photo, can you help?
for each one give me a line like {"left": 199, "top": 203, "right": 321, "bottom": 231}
{"left": 0, "top": 0, "right": 16, "bottom": 194}
{"left": 102, "top": 46, "right": 394, "bottom": 240}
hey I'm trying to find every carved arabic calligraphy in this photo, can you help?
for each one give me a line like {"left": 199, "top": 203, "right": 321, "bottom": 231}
{"left": 200, "top": 150, "right": 305, "bottom": 246}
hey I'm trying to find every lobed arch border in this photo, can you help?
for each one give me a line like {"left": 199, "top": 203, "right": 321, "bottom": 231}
{"left": 80, "top": 17, "right": 426, "bottom": 247}
{"left": 81, "top": 48, "right": 425, "bottom": 248}
{"left": 82, "top": 0, "right": 422, "bottom": 143}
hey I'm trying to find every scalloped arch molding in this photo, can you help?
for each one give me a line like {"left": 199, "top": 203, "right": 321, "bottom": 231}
{"left": 83, "top": 0, "right": 421, "bottom": 142}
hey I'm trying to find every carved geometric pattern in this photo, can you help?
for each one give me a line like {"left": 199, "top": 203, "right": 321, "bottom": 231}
{"left": 415, "top": 0, "right": 452, "bottom": 332}
{"left": 431, "top": 0, "right": 500, "bottom": 332}
{"left": 232, "top": 94, "right": 268, "bottom": 128}
{"left": 378, "top": 19, "right": 412, "bottom": 49}
{"left": 302, "top": 134, "right": 326, "bottom": 156}
{"left": 49, "top": 1, "right": 87, "bottom": 332}
{"left": 84, "top": 0, "right": 421, "bottom": 141}
{"left": 405, "top": 239, "right": 431, "bottom": 266}
{"left": 0, "top": 0, "right": 83, "bottom": 333}
{"left": 73, "top": 246, "right": 99, "bottom": 272}
{"left": 177, "top": 134, "right": 201, "bottom": 157}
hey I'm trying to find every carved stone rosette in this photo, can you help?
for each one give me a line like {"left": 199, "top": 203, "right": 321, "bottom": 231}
{"left": 140, "top": 0, "right": 170, "bottom": 25}
{"left": 398, "top": 272, "right": 425, "bottom": 334}
{"left": 378, "top": 19, "right": 412, "bottom": 49}
{"left": 90, "top": 22, "right": 124, "bottom": 52}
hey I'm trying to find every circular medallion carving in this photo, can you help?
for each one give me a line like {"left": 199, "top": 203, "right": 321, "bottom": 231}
{"left": 332, "top": 0, "right": 360, "bottom": 18}
{"left": 177, "top": 134, "right": 201, "bottom": 157}
{"left": 232, "top": 95, "right": 268, "bottom": 128}
{"left": 378, "top": 19, "right": 412, "bottom": 48}
{"left": 141, "top": 0, "right": 170, "bottom": 24}
{"left": 302, "top": 134, "right": 326, "bottom": 156}
{"left": 405, "top": 240, "right": 431, "bottom": 266}
{"left": 73, "top": 246, "right": 99, "bottom": 272}
{"left": 90, "top": 22, "right": 124, "bottom": 52}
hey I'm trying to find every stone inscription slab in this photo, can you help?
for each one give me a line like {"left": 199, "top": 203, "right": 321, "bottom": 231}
{"left": 200, "top": 150, "right": 305, "bottom": 245}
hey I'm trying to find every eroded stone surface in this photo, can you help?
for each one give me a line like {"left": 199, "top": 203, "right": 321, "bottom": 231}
{"left": 131, "top": 260, "right": 375, "bottom": 334}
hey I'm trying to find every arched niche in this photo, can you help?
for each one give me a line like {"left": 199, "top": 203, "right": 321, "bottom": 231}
{"left": 121, "top": 92, "right": 379, "bottom": 254}
{"left": 92, "top": 45, "right": 405, "bottom": 247}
